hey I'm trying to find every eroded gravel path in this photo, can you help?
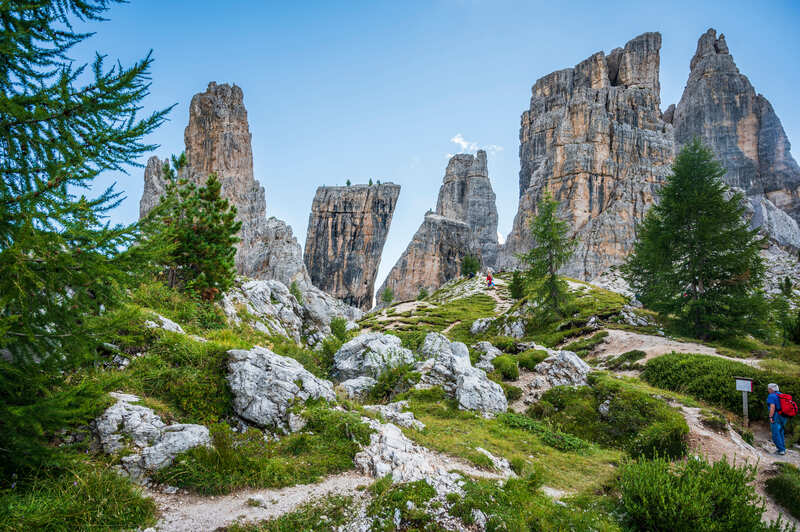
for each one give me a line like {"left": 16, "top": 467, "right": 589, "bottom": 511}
{"left": 149, "top": 471, "right": 372, "bottom": 532}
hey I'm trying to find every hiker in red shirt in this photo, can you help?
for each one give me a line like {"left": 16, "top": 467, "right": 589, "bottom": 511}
{"left": 486, "top": 272, "right": 494, "bottom": 289}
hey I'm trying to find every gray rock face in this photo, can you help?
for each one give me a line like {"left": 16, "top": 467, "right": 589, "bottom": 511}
{"left": 739, "top": 190, "right": 800, "bottom": 251}
{"left": 138, "top": 82, "right": 309, "bottom": 286}
{"left": 525, "top": 351, "right": 591, "bottom": 402}
{"left": 499, "top": 32, "right": 675, "bottom": 280}
{"left": 416, "top": 333, "right": 506, "bottom": 414}
{"left": 222, "top": 279, "right": 304, "bottom": 342}
{"left": 304, "top": 184, "right": 401, "bottom": 310}
{"left": 378, "top": 213, "right": 480, "bottom": 303}
{"left": 354, "top": 418, "right": 467, "bottom": 495}
{"left": 338, "top": 376, "right": 378, "bottom": 399}
{"left": 378, "top": 151, "right": 498, "bottom": 302}
{"left": 673, "top": 29, "right": 800, "bottom": 225}
{"left": 93, "top": 392, "right": 211, "bottom": 479}
{"left": 363, "top": 401, "right": 425, "bottom": 430}
{"left": 226, "top": 346, "right": 336, "bottom": 432}
{"left": 436, "top": 150, "right": 499, "bottom": 267}
{"left": 139, "top": 156, "right": 168, "bottom": 219}
{"left": 474, "top": 341, "right": 502, "bottom": 372}
{"left": 332, "top": 333, "right": 415, "bottom": 381}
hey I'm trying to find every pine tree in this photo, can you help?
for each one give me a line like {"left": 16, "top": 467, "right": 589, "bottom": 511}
{"left": 0, "top": 0, "right": 168, "bottom": 473}
{"left": 381, "top": 286, "right": 394, "bottom": 305}
{"left": 518, "top": 192, "right": 576, "bottom": 316}
{"left": 146, "top": 166, "right": 241, "bottom": 301}
{"left": 509, "top": 271, "right": 526, "bottom": 300}
{"left": 460, "top": 254, "right": 480, "bottom": 277}
{"left": 622, "top": 139, "right": 767, "bottom": 339}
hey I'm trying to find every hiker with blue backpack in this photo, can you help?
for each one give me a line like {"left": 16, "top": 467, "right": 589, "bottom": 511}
{"left": 767, "top": 383, "right": 798, "bottom": 456}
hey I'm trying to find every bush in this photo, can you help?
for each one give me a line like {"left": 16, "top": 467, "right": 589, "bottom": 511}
{"left": 490, "top": 336, "right": 519, "bottom": 353}
{"left": 619, "top": 456, "right": 790, "bottom": 531}
{"left": 642, "top": 353, "right": 800, "bottom": 422}
{"left": 561, "top": 330, "right": 608, "bottom": 357}
{"left": 289, "top": 281, "right": 304, "bottom": 305}
{"left": 460, "top": 255, "right": 480, "bottom": 277}
{"left": 535, "top": 374, "right": 688, "bottom": 459}
{"left": 604, "top": 349, "right": 646, "bottom": 370}
{"left": 492, "top": 355, "right": 519, "bottom": 381}
{"left": 368, "top": 364, "right": 421, "bottom": 403}
{"left": 517, "top": 349, "right": 548, "bottom": 371}
{"left": 765, "top": 463, "right": 800, "bottom": 519}
{"left": 500, "top": 382, "right": 522, "bottom": 402}
{"left": 329, "top": 317, "right": 348, "bottom": 342}
{"left": 417, "top": 287, "right": 429, "bottom": 300}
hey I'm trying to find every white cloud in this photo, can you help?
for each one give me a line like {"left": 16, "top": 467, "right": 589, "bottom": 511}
{"left": 449, "top": 134, "right": 504, "bottom": 156}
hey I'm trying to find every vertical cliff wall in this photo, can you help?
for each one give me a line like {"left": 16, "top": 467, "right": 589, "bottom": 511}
{"left": 303, "top": 184, "right": 400, "bottom": 310}
{"left": 436, "top": 150, "right": 499, "bottom": 267}
{"left": 139, "top": 82, "right": 309, "bottom": 286}
{"left": 499, "top": 32, "right": 675, "bottom": 280}
{"left": 671, "top": 28, "right": 800, "bottom": 226}
{"left": 377, "top": 150, "right": 498, "bottom": 303}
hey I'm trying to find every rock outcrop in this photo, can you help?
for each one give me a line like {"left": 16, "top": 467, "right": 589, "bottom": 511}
{"left": 378, "top": 151, "right": 498, "bottom": 302}
{"left": 304, "top": 184, "right": 400, "bottom": 310}
{"left": 138, "top": 82, "right": 308, "bottom": 285}
{"left": 499, "top": 32, "right": 675, "bottom": 280}
{"left": 415, "top": 333, "right": 507, "bottom": 414}
{"left": 379, "top": 213, "right": 480, "bottom": 303}
{"left": 93, "top": 392, "right": 211, "bottom": 479}
{"left": 227, "top": 346, "right": 336, "bottom": 433}
{"left": 331, "top": 333, "right": 415, "bottom": 382}
{"left": 672, "top": 29, "right": 800, "bottom": 226}
{"left": 436, "top": 151, "right": 499, "bottom": 266}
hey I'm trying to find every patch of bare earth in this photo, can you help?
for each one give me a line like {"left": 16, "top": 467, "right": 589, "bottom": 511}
{"left": 591, "top": 328, "right": 761, "bottom": 369}
{"left": 149, "top": 471, "right": 371, "bottom": 532}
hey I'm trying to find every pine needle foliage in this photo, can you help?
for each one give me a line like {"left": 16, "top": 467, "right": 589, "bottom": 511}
{"left": 143, "top": 158, "right": 241, "bottom": 301}
{"left": 622, "top": 139, "right": 767, "bottom": 339}
{"left": 518, "top": 192, "right": 576, "bottom": 317}
{"left": 0, "top": 0, "right": 169, "bottom": 474}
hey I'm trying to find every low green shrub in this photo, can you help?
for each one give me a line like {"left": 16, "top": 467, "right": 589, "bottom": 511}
{"left": 0, "top": 465, "right": 156, "bottom": 531}
{"left": 367, "top": 477, "right": 436, "bottom": 531}
{"left": 532, "top": 374, "right": 688, "bottom": 459}
{"left": 765, "top": 463, "right": 800, "bottom": 520}
{"left": 152, "top": 408, "right": 371, "bottom": 494}
{"left": 604, "top": 350, "right": 646, "bottom": 370}
{"left": 517, "top": 349, "right": 548, "bottom": 371}
{"left": 448, "top": 474, "right": 618, "bottom": 531}
{"left": 498, "top": 382, "right": 522, "bottom": 402}
{"left": 642, "top": 353, "right": 800, "bottom": 422}
{"left": 619, "top": 456, "right": 791, "bottom": 531}
{"left": 562, "top": 331, "right": 609, "bottom": 358}
{"left": 368, "top": 363, "right": 421, "bottom": 403}
{"left": 329, "top": 317, "right": 349, "bottom": 342}
{"left": 492, "top": 355, "right": 519, "bottom": 381}
{"left": 490, "top": 336, "right": 518, "bottom": 353}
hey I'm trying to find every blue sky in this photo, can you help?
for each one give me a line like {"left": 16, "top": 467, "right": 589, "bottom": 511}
{"left": 78, "top": 0, "right": 800, "bottom": 288}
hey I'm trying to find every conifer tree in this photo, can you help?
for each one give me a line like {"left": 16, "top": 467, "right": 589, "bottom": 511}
{"left": 0, "top": 0, "right": 168, "bottom": 473}
{"left": 145, "top": 162, "right": 241, "bottom": 301}
{"left": 622, "top": 139, "right": 766, "bottom": 339}
{"left": 519, "top": 192, "right": 576, "bottom": 316}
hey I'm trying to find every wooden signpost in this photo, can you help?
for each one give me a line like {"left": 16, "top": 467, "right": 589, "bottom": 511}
{"left": 735, "top": 377, "right": 753, "bottom": 427}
